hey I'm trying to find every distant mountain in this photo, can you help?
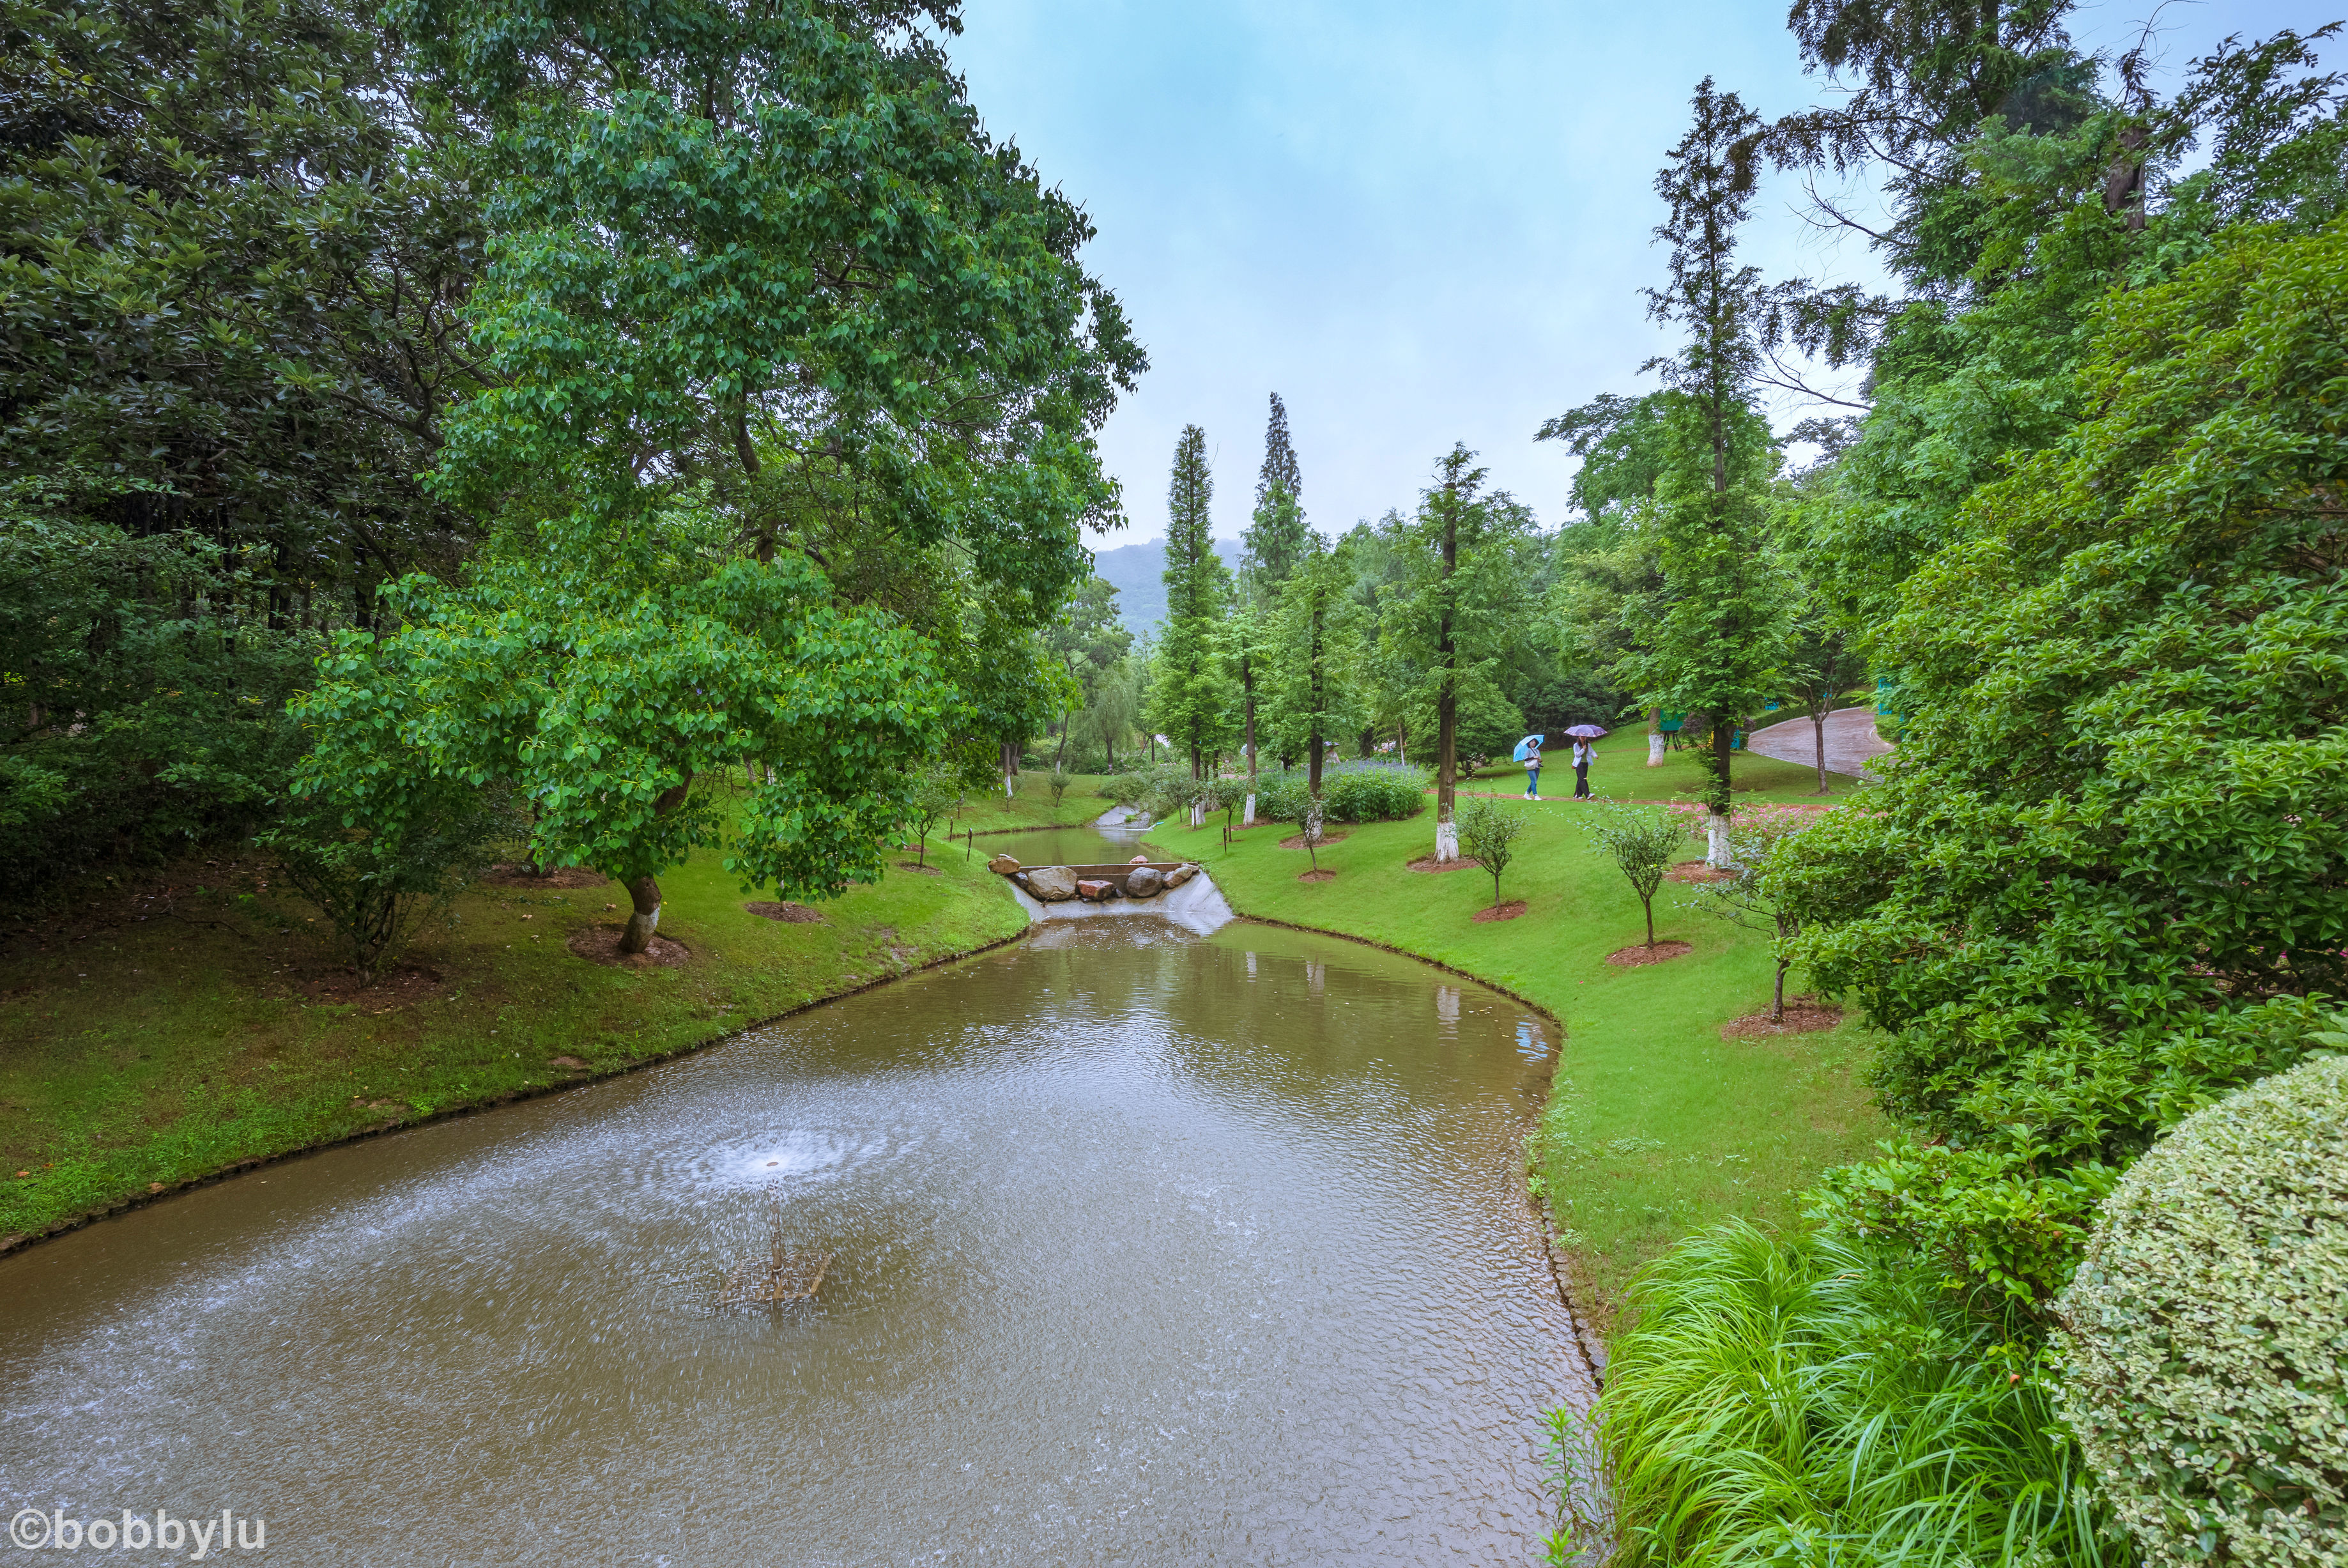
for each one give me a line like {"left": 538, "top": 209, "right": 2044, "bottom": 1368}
{"left": 1090, "top": 538, "right": 1245, "bottom": 639}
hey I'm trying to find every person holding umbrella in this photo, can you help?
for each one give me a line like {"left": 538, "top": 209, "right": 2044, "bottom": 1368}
{"left": 1564, "top": 724, "right": 1607, "bottom": 797}
{"left": 1512, "top": 733, "right": 1544, "bottom": 798}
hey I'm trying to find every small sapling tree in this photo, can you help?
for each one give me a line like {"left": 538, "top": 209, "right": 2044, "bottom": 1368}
{"left": 1581, "top": 801, "right": 1691, "bottom": 948}
{"left": 1298, "top": 796, "right": 1329, "bottom": 875}
{"left": 1689, "top": 809, "right": 1814, "bottom": 1018}
{"left": 1458, "top": 797, "right": 1526, "bottom": 913}
{"left": 1047, "top": 767, "right": 1071, "bottom": 809}
{"left": 906, "top": 769, "right": 962, "bottom": 868}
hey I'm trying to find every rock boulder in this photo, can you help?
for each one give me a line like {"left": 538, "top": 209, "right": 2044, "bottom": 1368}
{"left": 987, "top": 853, "right": 1022, "bottom": 875}
{"left": 1025, "top": 865, "right": 1078, "bottom": 902}
{"left": 1075, "top": 879, "right": 1116, "bottom": 902}
{"left": 1163, "top": 862, "right": 1199, "bottom": 889}
{"left": 1124, "top": 865, "right": 1165, "bottom": 898}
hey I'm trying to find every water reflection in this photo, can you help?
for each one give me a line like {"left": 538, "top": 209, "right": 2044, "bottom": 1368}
{"left": 1, "top": 903, "right": 1588, "bottom": 1565}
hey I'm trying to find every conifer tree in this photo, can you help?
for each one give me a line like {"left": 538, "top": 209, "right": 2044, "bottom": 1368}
{"left": 1241, "top": 394, "right": 1310, "bottom": 595}
{"left": 1634, "top": 79, "right": 1792, "bottom": 865}
{"left": 1264, "top": 535, "right": 1361, "bottom": 799}
{"left": 1147, "top": 425, "right": 1233, "bottom": 778}
{"left": 1381, "top": 446, "right": 1538, "bottom": 861}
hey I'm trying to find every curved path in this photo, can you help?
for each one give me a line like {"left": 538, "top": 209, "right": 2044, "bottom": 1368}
{"left": 1746, "top": 705, "right": 1894, "bottom": 781}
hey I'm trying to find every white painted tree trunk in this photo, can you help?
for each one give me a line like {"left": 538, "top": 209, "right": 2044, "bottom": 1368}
{"left": 1190, "top": 800, "right": 1205, "bottom": 828}
{"left": 1242, "top": 793, "right": 1256, "bottom": 827}
{"left": 1648, "top": 732, "right": 1667, "bottom": 767}
{"left": 622, "top": 875, "right": 663, "bottom": 953}
{"left": 1705, "top": 810, "right": 1731, "bottom": 869}
{"left": 1436, "top": 818, "right": 1460, "bottom": 863}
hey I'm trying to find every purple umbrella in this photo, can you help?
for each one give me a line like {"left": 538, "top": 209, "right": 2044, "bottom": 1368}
{"left": 1563, "top": 724, "right": 1608, "bottom": 739}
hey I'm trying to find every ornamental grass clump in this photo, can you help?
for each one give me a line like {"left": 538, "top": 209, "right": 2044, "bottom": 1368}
{"left": 2053, "top": 1051, "right": 2348, "bottom": 1568}
{"left": 1576, "top": 1220, "right": 2119, "bottom": 1568}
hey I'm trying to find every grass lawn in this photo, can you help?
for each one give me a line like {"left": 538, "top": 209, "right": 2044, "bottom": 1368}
{"left": 941, "top": 771, "right": 1114, "bottom": 836}
{"left": 1139, "top": 798, "right": 1887, "bottom": 1328}
{"left": 1462, "top": 724, "right": 1873, "bottom": 805}
{"left": 0, "top": 838, "right": 1027, "bottom": 1247}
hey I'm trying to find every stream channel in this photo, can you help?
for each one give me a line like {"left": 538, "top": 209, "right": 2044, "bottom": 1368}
{"left": 1, "top": 819, "right": 1593, "bottom": 1565}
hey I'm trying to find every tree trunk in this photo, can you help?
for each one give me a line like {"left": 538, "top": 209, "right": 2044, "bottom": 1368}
{"left": 622, "top": 874, "right": 664, "bottom": 954}
{"left": 1811, "top": 709, "right": 1830, "bottom": 794}
{"left": 1648, "top": 709, "right": 1667, "bottom": 767}
{"left": 1308, "top": 728, "right": 1324, "bottom": 797}
{"left": 1243, "top": 666, "right": 1257, "bottom": 826}
{"left": 1002, "top": 740, "right": 1017, "bottom": 799}
{"left": 620, "top": 774, "right": 694, "bottom": 953}
{"left": 1436, "top": 480, "right": 1458, "bottom": 862}
{"left": 1772, "top": 957, "right": 1788, "bottom": 1023}
{"left": 1705, "top": 719, "right": 1734, "bottom": 868}
{"left": 1642, "top": 894, "right": 1656, "bottom": 948}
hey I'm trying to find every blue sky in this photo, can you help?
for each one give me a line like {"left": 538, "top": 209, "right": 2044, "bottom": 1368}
{"left": 946, "top": 1, "right": 2340, "bottom": 544}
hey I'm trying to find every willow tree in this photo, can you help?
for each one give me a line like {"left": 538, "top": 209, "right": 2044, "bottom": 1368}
{"left": 307, "top": 0, "right": 1140, "bottom": 951}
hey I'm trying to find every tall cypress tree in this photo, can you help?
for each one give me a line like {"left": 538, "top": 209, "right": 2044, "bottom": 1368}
{"left": 1635, "top": 79, "right": 1792, "bottom": 865}
{"left": 1241, "top": 393, "right": 1310, "bottom": 595}
{"left": 1148, "top": 424, "right": 1233, "bottom": 778}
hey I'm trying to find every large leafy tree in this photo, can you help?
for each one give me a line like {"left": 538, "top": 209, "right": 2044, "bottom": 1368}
{"left": 1045, "top": 576, "right": 1131, "bottom": 768}
{"left": 1631, "top": 80, "right": 1791, "bottom": 863}
{"left": 1783, "top": 217, "right": 2348, "bottom": 1310}
{"left": 1147, "top": 424, "right": 1233, "bottom": 778}
{"left": 305, "top": 0, "right": 1142, "bottom": 950}
{"left": 0, "top": 0, "right": 484, "bottom": 883}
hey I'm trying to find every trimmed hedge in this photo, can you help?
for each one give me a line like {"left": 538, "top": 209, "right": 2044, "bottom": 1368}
{"left": 2054, "top": 1051, "right": 2348, "bottom": 1568}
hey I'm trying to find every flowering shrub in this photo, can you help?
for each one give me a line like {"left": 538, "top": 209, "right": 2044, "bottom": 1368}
{"left": 2053, "top": 1050, "right": 2348, "bottom": 1568}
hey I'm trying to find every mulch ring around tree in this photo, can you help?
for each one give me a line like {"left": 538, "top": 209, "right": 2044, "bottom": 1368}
{"left": 1721, "top": 999, "right": 1845, "bottom": 1038}
{"left": 1663, "top": 861, "right": 1735, "bottom": 884}
{"left": 291, "top": 964, "right": 449, "bottom": 1010}
{"left": 1296, "top": 868, "right": 1338, "bottom": 883}
{"left": 567, "top": 925, "right": 692, "bottom": 967}
{"left": 1405, "top": 855, "right": 1484, "bottom": 873}
{"left": 745, "top": 901, "right": 825, "bottom": 924}
{"left": 484, "top": 863, "right": 609, "bottom": 889}
{"left": 1278, "top": 831, "right": 1349, "bottom": 850}
{"left": 1471, "top": 900, "right": 1528, "bottom": 923}
{"left": 895, "top": 861, "right": 941, "bottom": 875}
{"left": 1605, "top": 940, "right": 1694, "bottom": 968}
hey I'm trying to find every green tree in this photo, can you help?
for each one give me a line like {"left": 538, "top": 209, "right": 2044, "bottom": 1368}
{"left": 1047, "top": 576, "right": 1133, "bottom": 767}
{"left": 1241, "top": 393, "right": 1310, "bottom": 596}
{"left": 1262, "top": 535, "right": 1362, "bottom": 799}
{"left": 1629, "top": 80, "right": 1792, "bottom": 865}
{"left": 1146, "top": 425, "right": 1234, "bottom": 778}
{"left": 305, "top": 0, "right": 1140, "bottom": 949}
{"left": 1379, "top": 447, "right": 1538, "bottom": 861}
{"left": 1457, "top": 797, "right": 1525, "bottom": 914}
{"left": 1581, "top": 801, "right": 1689, "bottom": 950}
{"left": 298, "top": 535, "right": 947, "bottom": 953}
{"left": 1783, "top": 219, "right": 2348, "bottom": 1311}
{"left": 1218, "top": 603, "right": 1272, "bottom": 823}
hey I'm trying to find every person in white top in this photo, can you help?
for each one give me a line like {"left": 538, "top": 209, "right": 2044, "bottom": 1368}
{"left": 1572, "top": 738, "right": 1595, "bottom": 797}
{"left": 1523, "top": 737, "right": 1542, "bottom": 799}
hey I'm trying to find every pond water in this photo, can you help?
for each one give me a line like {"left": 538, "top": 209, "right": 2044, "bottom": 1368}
{"left": 1, "top": 826, "right": 1592, "bottom": 1565}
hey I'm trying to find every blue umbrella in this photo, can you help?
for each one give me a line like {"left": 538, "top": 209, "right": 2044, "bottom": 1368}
{"left": 1511, "top": 734, "right": 1546, "bottom": 763}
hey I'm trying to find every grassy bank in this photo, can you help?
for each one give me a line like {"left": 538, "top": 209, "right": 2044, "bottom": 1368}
{"left": 1470, "top": 723, "right": 1873, "bottom": 806}
{"left": 0, "top": 842, "right": 1028, "bottom": 1247}
{"left": 944, "top": 771, "right": 1112, "bottom": 836}
{"left": 1140, "top": 785, "right": 1887, "bottom": 1324}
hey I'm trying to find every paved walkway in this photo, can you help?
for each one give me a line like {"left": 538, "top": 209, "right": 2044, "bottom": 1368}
{"left": 1745, "top": 706, "right": 1894, "bottom": 780}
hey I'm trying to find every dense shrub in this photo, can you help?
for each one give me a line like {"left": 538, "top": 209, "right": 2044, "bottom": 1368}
{"left": 1578, "top": 1221, "right": 2118, "bottom": 1568}
{"left": 1321, "top": 765, "right": 1427, "bottom": 822}
{"left": 1781, "top": 220, "right": 2348, "bottom": 1311}
{"left": 1245, "top": 765, "right": 1425, "bottom": 826}
{"left": 2054, "top": 1052, "right": 2348, "bottom": 1568}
